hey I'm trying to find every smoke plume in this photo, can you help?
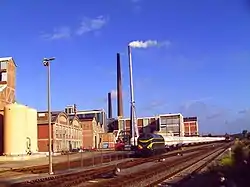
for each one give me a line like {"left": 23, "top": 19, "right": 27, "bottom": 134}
{"left": 129, "top": 40, "right": 170, "bottom": 48}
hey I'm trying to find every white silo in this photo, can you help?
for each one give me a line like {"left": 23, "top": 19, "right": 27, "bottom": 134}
{"left": 26, "top": 107, "right": 38, "bottom": 154}
{"left": 4, "top": 103, "right": 27, "bottom": 156}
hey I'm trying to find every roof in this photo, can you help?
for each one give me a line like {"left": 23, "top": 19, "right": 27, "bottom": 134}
{"left": 37, "top": 111, "right": 67, "bottom": 124}
{"left": 76, "top": 109, "right": 105, "bottom": 114}
{"left": 158, "top": 113, "right": 183, "bottom": 117}
{"left": 0, "top": 57, "right": 17, "bottom": 67}
{"left": 68, "top": 115, "right": 80, "bottom": 122}
{"left": 184, "top": 117, "right": 198, "bottom": 122}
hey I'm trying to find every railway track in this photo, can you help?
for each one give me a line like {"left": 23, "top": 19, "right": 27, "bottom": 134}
{"left": 156, "top": 143, "right": 231, "bottom": 186}
{"left": 6, "top": 143, "right": 226, "bottom": 187}
{"left": 85, "top": 143, "right": 231, "bottom": 187}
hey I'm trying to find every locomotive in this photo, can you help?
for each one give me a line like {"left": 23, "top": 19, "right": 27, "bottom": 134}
{"left": 136, "top": 133, "right": 165, "bottom": 157}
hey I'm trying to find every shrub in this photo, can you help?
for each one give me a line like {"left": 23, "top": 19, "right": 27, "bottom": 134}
{"left": 220, "top": 156, "right": 234, "bottom": 167}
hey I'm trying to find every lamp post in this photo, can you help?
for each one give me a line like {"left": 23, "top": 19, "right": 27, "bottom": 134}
{"left": 43, "top": 57, "right": 55, "bottom": 175}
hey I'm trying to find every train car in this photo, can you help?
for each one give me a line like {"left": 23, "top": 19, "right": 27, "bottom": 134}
{"left": 137, "top": 133, "right": 165, "bottom": 157}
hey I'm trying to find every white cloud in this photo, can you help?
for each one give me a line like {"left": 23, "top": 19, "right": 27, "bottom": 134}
{"left": 76, "top": 15, "right": 108, "bottom": 36}
{"left": 41, "top": 27, "right": 71, "bottom": 40}
{"left": 129, "top": 40, "right": 171, "bottom": 48}
{"left": 41, "top": 15, "right": 108, "bottom": 40}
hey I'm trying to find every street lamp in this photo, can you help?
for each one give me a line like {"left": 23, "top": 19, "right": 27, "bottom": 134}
{"left": 43, "top": 57, "right": 55, "bottom": 175}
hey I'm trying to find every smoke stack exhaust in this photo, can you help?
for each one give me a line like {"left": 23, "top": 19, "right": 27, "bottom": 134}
{"left": 117, "top": 53, "right": 124, "bottom": 118}
{"left": 107, "top": 92, "right": 112, "bottom": 119}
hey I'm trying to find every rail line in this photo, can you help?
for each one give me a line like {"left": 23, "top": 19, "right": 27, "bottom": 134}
{"left": 85, "top": 143, "right": 230, "bottom": 187}
{"left": 158, "top": 144, "right": 231, "bottom": 186}
{"left": 9, "top": 144, "right": 219, "bottom": 187}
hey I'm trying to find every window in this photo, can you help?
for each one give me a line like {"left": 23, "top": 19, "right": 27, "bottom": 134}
{"left": 0, "top": 72, "right": 7, "bottom": 82}
{"left": 0, "top": 61, "right": 7, "bottom": 70}
{"left": 143, "top": 119, "right": 149, "bottom": 126}
{"left": 65, "top": 108, "right": 68, "bottom": 114}
{"left": 38, "top": 113, "right": 46, "bottom": 117}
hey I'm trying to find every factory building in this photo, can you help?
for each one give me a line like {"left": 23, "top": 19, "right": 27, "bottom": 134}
{"left": 3, "top": 103, "right": 38, "bottom": 156}
{"left": 0, "top": 57, "right": 16, "bottom": 110}
{"left": 0, "top": 57, "right": 18, "bottom": 156}
{"left": 158, "top": 113, "right": 185, "bottom": 137}
{"left": 37, "top": 111, "right": 82, "bottom": 152}
{"left": 65, "top": 105, "right": 107, "bottom": 131}
{"left": 65, "top": 106, "right": 106, "bottom": 149}
{"left": 118, "top": 116, "right": 159, "bottom": 134}
{"left": 80, "top": 118, "right": 104, "bottom": 149}
{"left": 184, "top": 117, "right": 199, "bottom": 136}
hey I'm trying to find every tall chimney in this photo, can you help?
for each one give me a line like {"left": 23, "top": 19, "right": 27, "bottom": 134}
{"left": 107, "top": 92, "right": 112, "bottom": 119}
{"left": 117, "top": 53, "right": 124, "bottom": 117}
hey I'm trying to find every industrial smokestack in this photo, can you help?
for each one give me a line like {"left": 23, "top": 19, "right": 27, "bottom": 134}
{"left": 117, "top": 53, "right": 124, "bottom": 118}
{"left": 107, "top": 92, "right": 112, "bottom": 119}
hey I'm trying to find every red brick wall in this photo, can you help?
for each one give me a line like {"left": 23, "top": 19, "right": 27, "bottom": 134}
{"left": 184, "top": 122, "right": 198, "bottom": 136}
{"left": 38, "top": 124, "right": 54, "bottom": 139}
{"left": 37, "top": 124, "right": 54, "bottom": 152}
{"left": 38, "top": 140, "right": 49, "bottom": 152}
{"left": 81, "top": 120, "right": 93, "bottom": 149}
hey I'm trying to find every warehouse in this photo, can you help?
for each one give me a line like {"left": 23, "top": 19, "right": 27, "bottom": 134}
{"left": 37, "top": 111, "right": 82, "bottom": 152}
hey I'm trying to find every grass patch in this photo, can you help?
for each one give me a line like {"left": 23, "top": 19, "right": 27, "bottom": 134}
{"left": 220, "top": 156, "right": 233, "bottom": 167}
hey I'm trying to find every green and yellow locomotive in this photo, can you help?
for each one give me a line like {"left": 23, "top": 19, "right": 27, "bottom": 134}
{"left": 137, "top": 133, "right": 165, "bottom": 157}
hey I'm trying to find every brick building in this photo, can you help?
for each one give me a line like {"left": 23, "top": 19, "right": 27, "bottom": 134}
{"left": 0, "top": 57, "right": 16, "bottom": 155}
{"left": 183, "top": 117, "right": 199, "bottom": 136}
{"left": 37, "top": 111, "right": 82, "bottom": 152}
{"left": 65, "top": 106, "right": 106, "bottom": 149}
{"left": 80, "top": 118, "right": 104, "bottom": 149}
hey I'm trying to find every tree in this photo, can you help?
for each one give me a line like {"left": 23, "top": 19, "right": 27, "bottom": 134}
{"left": 247, "top": 132, "right": 250, "bottom": 140}
{"left": 242, "top": 130, "right": 248, "bottom": 138}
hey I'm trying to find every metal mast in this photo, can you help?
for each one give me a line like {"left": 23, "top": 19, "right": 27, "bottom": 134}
{"left": 128, "top": 45, "right": 139, "bottom": 147}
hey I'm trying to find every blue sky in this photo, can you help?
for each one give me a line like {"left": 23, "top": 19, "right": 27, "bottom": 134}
{"left": 1, "top": 0, "right": 250, "bottom": 134}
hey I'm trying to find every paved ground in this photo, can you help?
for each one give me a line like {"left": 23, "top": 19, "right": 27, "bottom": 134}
{"left": 0, "top": 150, "right": 121, "bottom": 170}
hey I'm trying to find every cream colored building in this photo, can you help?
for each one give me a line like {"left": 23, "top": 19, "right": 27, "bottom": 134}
{"left": 3, "top": 103, "right": 38, "bottom": 156}
{"left": 37, "top": 111, "right": 82, "bottom": 152}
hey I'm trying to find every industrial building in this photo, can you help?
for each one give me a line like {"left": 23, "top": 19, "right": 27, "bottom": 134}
{"left": 184, "top": 117, "right": 199, "bottom": 136}
{"left": 65, "top": 105, "right": 107, "bottom": 130}
{"left": 37, "top": 111, "right": 82, "bottom": 152}
{"left": 158, "top": 113, "right": 185, "bottom": 137}
{"left": 80, "top": 118, "right": 105, "bottom": 149}
{"left": 112, "top": 113, "right": 185, "bottom": 138}
{"left": 65, "top": 106, "right": 106, "bottom": 149}
{"left": 3, "top": 103, "right": 38, "bottom": 156}
{"left": 117, "top": 117, "right": 159, "bottom": 134}
{"left": 0, "top": 57, "right": 16, "bottom": 110}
